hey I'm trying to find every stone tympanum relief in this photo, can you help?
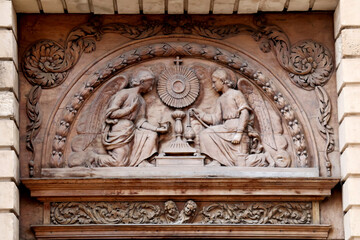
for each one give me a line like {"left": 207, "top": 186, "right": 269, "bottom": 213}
{"left": 50, "top": 200, "right": 312, "bottom": 225}
{"left": 22, "top": 16, "right": 336, "bottom": 177}
{"left": 65, "top": 57, "right": 293, "bottom": 168}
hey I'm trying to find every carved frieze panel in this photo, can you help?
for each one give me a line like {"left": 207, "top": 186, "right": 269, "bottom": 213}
{"left": 50, "top": 201, "right": 312, "bottom": 225}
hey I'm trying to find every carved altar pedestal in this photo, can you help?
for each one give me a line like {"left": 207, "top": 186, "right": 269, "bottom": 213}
{"left": 155, "top": 155, "right": 205, "bottom": 166}
{"left": 19, "top": 14, "right": 341, "bottom": 239}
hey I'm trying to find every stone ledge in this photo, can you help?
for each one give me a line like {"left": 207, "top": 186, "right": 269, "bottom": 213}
{"left": 22, "top": 177, "right": 338, "bottom": 202}
{"left": 42, "top": 166, "right": 320, "bottom": 178}
{"left": 32, "top": 224, "right": 331, "bottom": 239}
{"left": 0, "top": 213, "right": 19, "bottom": 240}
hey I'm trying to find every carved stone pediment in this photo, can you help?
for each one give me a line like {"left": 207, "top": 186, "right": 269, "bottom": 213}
{"left": 19, "top": 14, "right": 339, "bottom": 239}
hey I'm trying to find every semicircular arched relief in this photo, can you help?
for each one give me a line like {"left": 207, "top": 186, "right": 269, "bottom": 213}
{"left": 42, "top": 40, "right": 318, "bottom": 173}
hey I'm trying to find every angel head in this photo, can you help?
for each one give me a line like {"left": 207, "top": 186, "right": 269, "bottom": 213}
{"left": 183, "top": 200, "right": 197, "bottom": 216}
{"left": 130, "top": 68, "right": 155, "bottom": 93}
{"left": 164, "top": 200, "right": 179, "bottom": 218}
{"left": 211, "top": 68, "right": 236, "bottom": 92}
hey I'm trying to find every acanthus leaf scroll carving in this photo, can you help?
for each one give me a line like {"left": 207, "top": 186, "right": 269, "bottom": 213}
{"left": 253, "top": 17, "right": 334, "bottom": 90}
{"left": 201, "top": 202, "right": 312, "bottom": 225}
{"left": 22, "top": 20, "right": 102, "bottom": 88}
{"left": 51, "top": 200, "right": 198, "bottom": 225}
{"left": 50, "top": 201, "right": 312, "bottom": 225}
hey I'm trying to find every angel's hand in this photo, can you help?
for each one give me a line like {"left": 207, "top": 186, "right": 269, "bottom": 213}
{"left": 189, "top": 108, "right": 200, "bottom": 117}
{"left": 232, "top": 133, "right": 242, "bottom": 144}
{"left": 156, "top": 126, "right": 169, "bottom": 133}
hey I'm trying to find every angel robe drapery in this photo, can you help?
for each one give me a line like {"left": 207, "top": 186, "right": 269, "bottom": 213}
{"left": 101, "top": 88, "right": 158, "bottom": 167}
{"left": 199, "top": 88, "right": 252, "bottom": 166}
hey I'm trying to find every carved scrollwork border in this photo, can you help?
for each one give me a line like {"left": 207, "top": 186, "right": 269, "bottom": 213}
{"left": 50, "top": 201, "right": 312, "bottom": 225}
{"left": 50, "top": 42, "right": 309, "bottom": 169}
{"left": 22, "top": 16, "right": 335, "bottom": 176}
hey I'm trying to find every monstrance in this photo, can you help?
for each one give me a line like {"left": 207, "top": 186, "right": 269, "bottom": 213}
{"left": 157, "top": 56, "right": 200, "bottom": 157}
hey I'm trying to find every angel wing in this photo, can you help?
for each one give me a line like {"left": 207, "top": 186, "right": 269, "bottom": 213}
{"left": 238, "top": 78, "right": 277, "bottom": 151}
{"left": 72, "top": 74, "right": 129, "bottom": 152}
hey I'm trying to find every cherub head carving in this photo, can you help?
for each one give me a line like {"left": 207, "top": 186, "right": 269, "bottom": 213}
{"left": 164, "top": 200, "right": 180, "bottom": 223}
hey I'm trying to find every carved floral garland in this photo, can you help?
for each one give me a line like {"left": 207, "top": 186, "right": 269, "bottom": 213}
{"left": 23, "top": 16, "right": 334, "bottom": 176}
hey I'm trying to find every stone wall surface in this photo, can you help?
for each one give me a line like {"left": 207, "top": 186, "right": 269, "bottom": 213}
{"left": 0, "top": 1, "right": 19, "bottom": 240}
{"left": 335, "top": 0, "right": 360, "bottom": 239}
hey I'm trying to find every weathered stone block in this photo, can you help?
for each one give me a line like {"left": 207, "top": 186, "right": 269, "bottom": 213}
{"left": 143, "top": 0, "right": 165, "bottom": 14}
{"left": 237, "top": 0, "right": 260, "bottom": 13}
{"left": 0, "top": 119, "right": 19, "bottom": 154}
{"left": 337, "top": 59, "right": 360, "bottom": 94}
{"left": 0, "top": 150, "right": 18, "bottom": 183}
{"left": 117, "top": 0, "right": 140, "bottom": 14}
{"left": 338, "top": 85, "right": 360, "bottom": 123}
{"left": 64, "top": 0, "right": 90, "bottom": 13}
{"left": 335, "top": 29, "right": 360, "bottom": 67}
{"left": 188, "top": 0, "right": 210, "bottom": 14}
{"left": 259, "top": 0, "right": 286, "bottom": 11}
{"left": 213, "top": 0, "right": 236, "bottom": 14}
{"left": 341, "top": 146, "right": 360, "bottom": 181}
{"left": 339, "top": 116, "right": 360, "bottom": 153}
{"left": 0, "top": 213, "right": 19, "bottom": 240}
{"left": 168, "top": 0, "right": 183, "bottom": 14}
{"left": 0, "top": 182, "right": 19, "bottom": 215}
{"left": 287, "top": 0, "right": 309, "bottom": 11}
{"left": 40, "top": 0, "right": 64, "bottom": 13}
{"left": 0, "top": 91, "right": 19, "bottom": 124}
{"left": 0, "top": 1, "right": 17, "bottom": 36}
{"left": 343, "top": 177, "right": 360, "bottom": 212}
{"left": 12, "top": 0, "right": 40, "bottom": 13}
{"left": 312, "top": 0, "right": 338, "bottom": 11}
{"left": 344, "top": 206, "right": 360, "bottom": 240}
{"left": 334, "top": 0, "right": 360, "bottom": 38}
{"left": 0, "top": 30, "right": 17, "bottom": 68}
{"left": 93, "top": 0, "right": 114, "bottom": 14}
